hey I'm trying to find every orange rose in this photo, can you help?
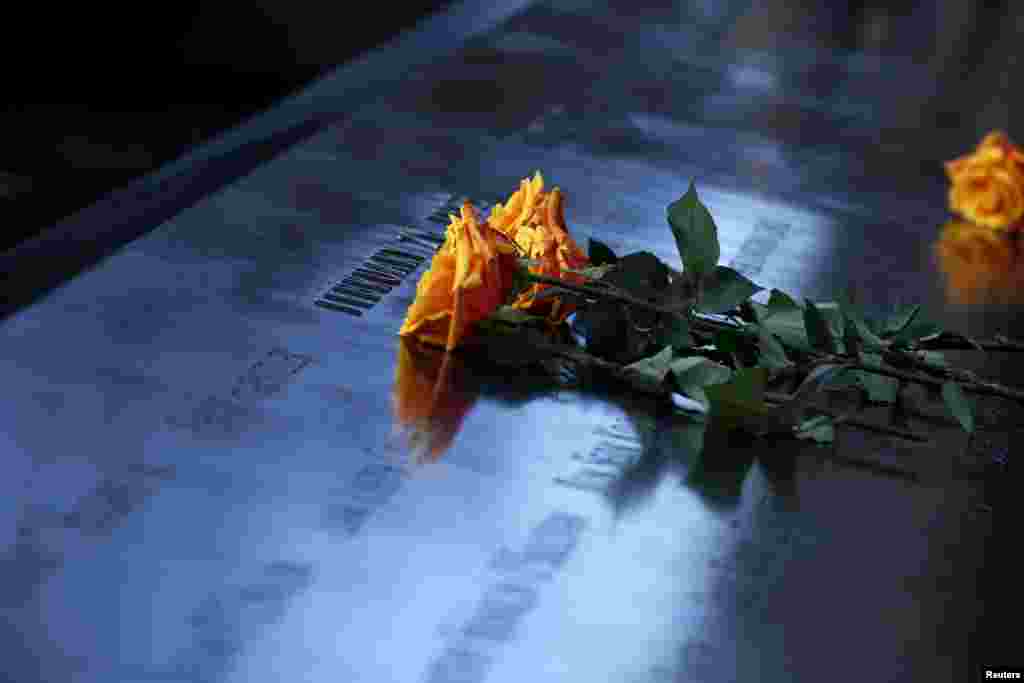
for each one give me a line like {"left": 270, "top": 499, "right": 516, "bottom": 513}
{"left": 488, "top": 172, "right": 543, "bottom": 236}
{"left": 933, "top": 220, "right": 1024, "bottom": 304}
{"left": 392, "top": 337, "right": 478, "bottom": 462}
{"left": 487, "top": 172, "right": 589, "bottom": 323}
{"left": 945, "top": 131, "right": 1024, "bottom": 230}
{"left": 399, "top": 202, "right": 520, "bottom": 350}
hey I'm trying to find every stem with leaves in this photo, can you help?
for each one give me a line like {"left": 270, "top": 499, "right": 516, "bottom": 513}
{"left": 525, "top": 272, "right": 1024, "bottom": 408}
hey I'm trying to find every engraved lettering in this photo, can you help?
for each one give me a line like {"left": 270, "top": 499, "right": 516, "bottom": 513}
{"left": 487, "top": 546, "right": 526, "bottom": 574}
{"left": 554, "top": 467, "right": 617, "bottom": 493}
{"left": 581, "top": 442, "right": 643, "bottom": 469}
{"left": 348, "top": 463, "right": 403, "bottom": 504}
{"left": 424, "top": 511, "right": 586, "bottom": 682}
{"left": 462, "top": 583, "right": 539, "bottom": 642}
{"left": 522, "top": 512, "right": 586, "bottom": 569}
{"left": 325, "top": 504, "right": 371, "bottom": 536}
{"left": 424, "top": 647, "right": 492, "bottom": 683}
{"left": 231, "top": 348, "right": 312, "bottom": 402}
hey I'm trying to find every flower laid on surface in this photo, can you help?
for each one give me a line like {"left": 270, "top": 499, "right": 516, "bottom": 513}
{"left": 400, "top": 173, "right": 590, "bottom": 351}
{"left": 937, "top": 131, "right": 1024, "bottom": 305}
{"left": 488, "top": 172, "right": 589, "bottom": 323}
{"left": 394, "top": 174, "right": 1024, "bottom": 463}
{"left": 945, "top": 130, "right": 1024, "bottom": 231}
{"left": 934, "top": 220, "right": 1024, "bottom": 305}
{"left": 398, "top": 201, "right": 520, "bottom": 351}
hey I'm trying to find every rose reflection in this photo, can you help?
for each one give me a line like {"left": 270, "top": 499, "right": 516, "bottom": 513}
{"left": 933, "top": 220, "right": 1024, "bottom": 305}
{"left": 391, "top": 336, "right": 480, "bottom": 464}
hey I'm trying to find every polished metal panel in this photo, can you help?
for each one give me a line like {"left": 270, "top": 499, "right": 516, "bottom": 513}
{"left": 1, "top": 1, "right": 1011, "bottom": 682}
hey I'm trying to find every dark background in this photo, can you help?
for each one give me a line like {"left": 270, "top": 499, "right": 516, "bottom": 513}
{"left": 1, "top": 2, "right": 455, "bottom": 253}
{"left": 1, "top": 0, "right": 1019, "bottom": 254}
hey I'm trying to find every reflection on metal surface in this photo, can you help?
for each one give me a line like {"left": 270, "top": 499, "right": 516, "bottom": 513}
{"left": 933, "top": 220, "right": 1024, "bottom": 305}
{"left": 392, "top": 337, "right": 481, "bottom": 463}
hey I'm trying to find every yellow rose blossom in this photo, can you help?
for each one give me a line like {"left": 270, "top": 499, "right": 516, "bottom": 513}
{"left": 945, "top": 131, "right": 1024, "bottom": 230}
{"left": 933, "top": 220, "right": 1024, "bottom": 305}
{"left": 488, "top": 173, "right": 589, "bottom": 323}
{"left": 487, "top": 171, "right": 546, "bottom": 240}
{"left": 398, "top": 202, "right": 519, "bottom": 350}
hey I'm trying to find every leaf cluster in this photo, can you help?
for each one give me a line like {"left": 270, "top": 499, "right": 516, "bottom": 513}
{"left": 483, "top": 181, "right": 996, "bottom": 455}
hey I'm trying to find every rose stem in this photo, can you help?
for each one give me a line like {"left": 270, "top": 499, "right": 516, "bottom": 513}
{"left": 527, "top": 273, "right": 1024, "bottom": 404}
{"left": 518, "top": 336, "right": 928, "bottom": 442}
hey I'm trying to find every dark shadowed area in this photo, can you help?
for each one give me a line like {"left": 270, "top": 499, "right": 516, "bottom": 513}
{"left": 1, "top": 2, "right": 455, "bottom": 252}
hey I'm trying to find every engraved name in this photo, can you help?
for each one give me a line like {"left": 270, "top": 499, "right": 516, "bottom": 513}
{"left": 424, "top": 511, "right": 587, "bottom": 683}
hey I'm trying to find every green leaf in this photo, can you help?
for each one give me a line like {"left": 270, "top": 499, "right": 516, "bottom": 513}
{"left": 486, "top": 305, "right": 545, "bottom": 326}
{"left": 862, "top": 314, "right": 887, "bottom": 337}
{"left": 777, "top": 363, "right": 851, "bottom": 425}
{"left": 918, "top": 350, "right": 947, "bottom": 367}
{"left": 748, "top": 302, "right": 769, "bottom": 323}
{"left": 756, "top": 325, "right": 791, "bottom": 369}
{"left": 712, "top": 328, "right": 743, "bottom": 353}
{"left": 666, "top": 181, "right": 721, "bottom": 280}
{"left": 858, "top": 373, "right": 899, "bottom": 403}
{"left": 804, "top": 300, "right": 838, "bottom": 353}
{"left": 598, "top": 252, "right": 670, "bottom": 337}
{"left": 659, "top": 272, "right": 698, "bottom": 312}
{"left": 663, "top": 419, "right": 707, "bottom": 458}
{"left": 766, "top": 289, "right": 801, "bottom": 314}
{"left": 941, "top": 381, "right": 974, "bottom": 433}
{"left": 696, "top": 266, "right": 764, "bottom": 314}
{"left": 624, "top": 346, "right": 676, "bottom": 389}
{"left": 566, "top": 264, "right": 615, "bottom": 280}
{"left": 840, "top": 312, "right": 862, "bottom": 357}
{"left": 760, "top": 308, "right": 813, "bottom": 353}
{"left": 571, "top": 301, "right": 627, "bottom": 356}
{"left": 588, "top": 238, "right": 619, "bottom": 266}
{"left": 815, "top": 302, "right": 847, "bottom": 354}
{"left": 703, "top": 367, "right": 770, "bottom": 425}
{"left": 656, "top": 313, "right": 694, "bottom": 351}
{"left": 839, "top": 297, "right": 885, "bottom": 350}
{"left": 792, "top": 363, "right": 850, "bottom": 399}
{"left": 737, "top": 299, "right": 760, "bottom": 324}
{"left": 882, "top": 304, "right": 920, "bottom": 337}
{"left": 748, "top": 290, "right": 812, "bottom": 352}
{"left": 671, "top": 356, "right": 733, "bottom": 410}
{"left": 794, "top": 415, "right": 835, "bottom": 444}
{"left": 684, "top": 443, "right": 754, "bottom": 505}
{"left": 670, "top": 355, "right": 731, "bottom": 380}
{"left": 890, "top": 316, "right": 944, "bottom": 347}
{"left": 616, "top": 251, "right": 671, "bottom": 289}
{"left": 855, "top": 353, "right": 899, "bottom": 403}
{"left": 603, "top": 252, "right": 671, "bottom": 306}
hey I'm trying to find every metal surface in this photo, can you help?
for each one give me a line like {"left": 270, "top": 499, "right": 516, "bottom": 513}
{"left": 1, "top": 1, "right": 1011, "bottom": 682}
